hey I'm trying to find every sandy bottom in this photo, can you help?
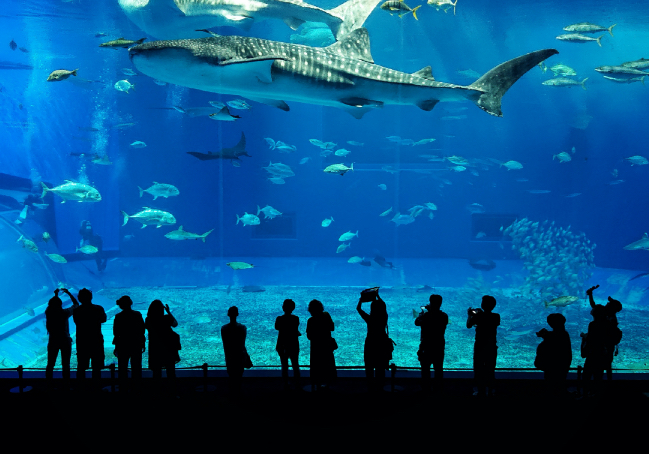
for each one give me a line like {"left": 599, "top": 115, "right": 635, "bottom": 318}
{"left": 29, "top": 283, "right": 649, "bottom": 372}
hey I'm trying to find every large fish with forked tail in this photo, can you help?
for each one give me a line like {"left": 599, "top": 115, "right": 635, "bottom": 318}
{"left": 129, "top": 28, "right": 557, "bottom": 118}
{"left": 118, "top": 0, "right": 380, "bottom": 40}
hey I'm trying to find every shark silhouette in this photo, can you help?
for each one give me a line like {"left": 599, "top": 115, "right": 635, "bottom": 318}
{"left": 187, "top": 132, "right": 250, "bottom": 164}
{"left": 118, "top": 0, "right": 380, "bottom": 40}
{"left": 130, "top": 28, "right": 558, "bottom": 118}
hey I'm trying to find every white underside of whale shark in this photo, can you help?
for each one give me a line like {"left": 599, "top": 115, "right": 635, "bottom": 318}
{"left": 130, "top": 28, "right": 558, "bottom": 118}
{"left": 118, "top": 0, "right": 380, "bottom": 40}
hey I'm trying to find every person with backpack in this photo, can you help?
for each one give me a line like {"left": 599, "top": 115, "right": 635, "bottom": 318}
{"left": 534, "top": 313, "right": 572, "bottom": 396}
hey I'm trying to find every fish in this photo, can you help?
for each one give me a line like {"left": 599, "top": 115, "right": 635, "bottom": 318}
{"left": 209, "top": 101, "right": 226, "bottom": 109}
{"left": 348, "top": 256, "right": 363, "bottom": 263}
{"left": 275, "top": 141, "right": 297, "bottom": 152}
{"left": 408, "top": 205, "right": 425, "bottom": 217}
{"left": 335, "top": 148, "right": 351, "bottom": 157}
{"left": 424, "top": 203, "right": 437, "bottom": 211}
{"left": 441, "top": 115, "right": 467, "bottom": 120}
{"left": 412, "top": 138, "right": 436, "bottom": 146}
{"left": 130, "top": 141, "right": 147, "bottom": 148}
{"left": 95, "top": 32, "right": 109, "bottom": 38}
{"left": 122, "top": 68, "right": 138, "bottom": 76}
{"left": 608, "top": 179, "right": 625, "bottom": 185}
{"left": 227, "top": 99, "right": 251, "bottom": 110}
{"left": 257, "top": 205, "right": 282, "bottom": 219}
{"left": 468, "top": 258, "right": 496, "bottom": 271}
{"left": 550, "top": 64, "right": 576, "bottom": 77}
{"left": 339, "top": 230, "right": 358, "bottom": 242}
{"left": 264, "top": 162, "right": 295, "bottom": 177}
{"left": 41, "top": 181, "right": 101, "bottom": 203}
{"left": 322, "top": 217, "right": 334, "bottom": 227}
{"left": 290, "top": 21, "right": 336, "bottom": 47}
{"left": 18, "top": 47, "right": 29, "bottom": 53}
{"left": 542, "top": 77, "right": 588, "bottom": 90}
{"left": 563, "top": 22, "right": 616, "bottom": 36}
{"left": 544, "top": 295, "right": 579, "bottom": 308}
{"left": 242, "top": 285, "right": 266, "bottom": 292}
{"left": 603, "top": 75, "right": 645, "bottom": 85}
{"left": 347, "top": 141, "right": 364, "bottom": 146}
{"left": 236, "top": 212, "right": 260, "bottom": 226}
{"left": 621, "top": 58, "right": 649, "bottom": 70}
{"left": 564, "top": 193, "right": 582, "bottom": 198}
{"left": 47, "top": 69, "right": 78, "bottom": 82}
{"left": 124, "top": 234, "right": 135, "bottom": 241}
{"left": 336, "top": 243, "right": 351, "bottom": 253}
{"left": 264, "top": 138, "right": 276, "bottom": 149}
{"left": 324, "top": 163, "right": 354, "bottom": 175}
{"left": 623, "top": 233, "right": 649, "bottom": 251}
{"left": 121, "top": 207, "right": 177, "bottom": 228}
{"left": 309, "top": 139, "right": 326, "bottom": 148}
{"left": 380, "top": 1, "right": 421, "bottom": 20}
{"left": 538, "top": 62, "right": 547, "bottom": 73}
{"left": 99, "top": 37, "right": 146, "bottom": 48}
{"left": 390, "top": 213, "right": 415, "bottom": 226}
{"left": 227, "top": 261, "right": 254, "bottom": 270}
{"left": 91, "top": 154, "right": 112, "bottom": 165}
{"left": 16, "top": 235, "right": 38, "bottom": 253}
{"left": 450, "top": 165, "right": 466, "bottom": 172}
{"left": 209, "top": 106, "right": 241, "bottom": 121}
{"left": 269, "top": 177, "right": 286, "bottom": 184}
{"left": 553, "top": 152, "right": 572, "bottom": 162}
{"left": 374, "top": 255, "right": 395, "bottom": 268}
{"left": 625, "top": 155, "right": 648, "bottom": 166}
{"left": 595, "top": 66, "right": 648, "bottom": 80}
{"left": 114, "top": 80, "right": 135, "bottom": 93}
{"left": 76, "top": 245, "right": 98, "bottom": 255}
{"left": 378, "top": 184, "right": 387, "bottom": 190}
{"left": 165, "top": 225, "right": 214, "bottom": 242}
{"left": 556, "top": 33, "right": 603, "bottom": 47}
{"left": 475, "top": 232, "right": 486, "bottom": 239}
{"left": 42, "top": 232, "right": 51, "bottom": 243}
{"left": 23, "top": 306, "right": 35, "bottom": 317}
{"left": 502, "top": 161, "right": 523, "bottom": 170}
{"left": 446, "top": 156, "right": 469, "bottom": 165}
{"left": 129, "top": 30, "right": 557, "bottom": 119}
{"left": 138, "top": 182, "right": 180, "bottom": 200}
{"left": 174, "top": 105, "right": 223, "bottom": 117}
{"left": 33, "top": 203, "right": 50, "bottom": 210}
{"left": 527, "top": 190, "right": 551, "bottom": 194}
{"left": 466, "top": 203, "right": 484, "bottom": 214}
{"left": 153, "top": 79, "right": 167, "bottom": 86}
{"left": 299, "top": 157, "right": 311, "bottom": 164}
{"left": 187, "top": 132, "right": 250, "bottom": 165}
{"left": 9, "top": 39, "right": 17, "bottom": 50}
{"left": 427, "top": 0, "right": 457, "bottom": 15}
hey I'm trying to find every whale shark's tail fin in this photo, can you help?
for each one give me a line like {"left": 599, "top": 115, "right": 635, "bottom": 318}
{"left": 329, "top": 0, "right": 381, "bottom": 41}
{"left": 468, "top": 48, "right": 558, "bottom": 117}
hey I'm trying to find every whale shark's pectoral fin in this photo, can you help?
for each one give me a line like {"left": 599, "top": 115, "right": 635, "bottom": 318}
{"left": 340, "top": 98, "right": 383, "bottom": 119}
{"left": 246, "top": 97, "right": 290, "bottom": 111}
{"left": 416, "top": 100, "right": 439, "bottom": 111}
{"left": 283, "top": 16, "right": 305, "bottom": 31}
{"left": 325, "top": 28, "right": 374, "bottom": 63}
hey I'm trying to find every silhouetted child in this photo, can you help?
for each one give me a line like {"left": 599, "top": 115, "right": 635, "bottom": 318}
{"left": 73, "top": 288, "right": 107, "bottom": 389}
{"left": 45, "top": 288, "right": 79, "bottom": 390}
{"left": 222, "top": 306, "right": 251, "bottom": 393}
{"left": 113, "top": 295, "right": 145, "bottom": 392}
{"left": 466, "top": 295, "right": 500, "bottom": 397}
{"left": 415, "top": 294, "right": 448, "bottom": 393}
{"left": 275, "top": 299, "right": 301, "bottom": 390}
{"left": 586, "top": 285, "right": 622, "bottom": 381}
{"left": 534, "top": 313, "right": 572, "bottom": 396}
{"left": 356, "top": 288, "right": 390, "bottom": 392}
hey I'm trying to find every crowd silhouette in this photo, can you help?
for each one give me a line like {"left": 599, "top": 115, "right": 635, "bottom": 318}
{"left": 42, "top": 285, "right": 624, "bottom": 397}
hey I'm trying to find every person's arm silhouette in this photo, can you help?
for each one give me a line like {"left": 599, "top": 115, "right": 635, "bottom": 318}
{"left": 586, "top": 285, "right": 599, "bottom": 309}
{"left": 165, "top": 304, "right": 178, "bottom": 327}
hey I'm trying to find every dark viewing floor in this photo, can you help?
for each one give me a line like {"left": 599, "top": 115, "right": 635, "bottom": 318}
{"left": 3, "top": 376, "right": 649, "bottom": 440}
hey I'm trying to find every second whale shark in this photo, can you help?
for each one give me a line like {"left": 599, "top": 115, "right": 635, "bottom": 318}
{"left": 129, "top": 28, "right": 558, "bottom": 118}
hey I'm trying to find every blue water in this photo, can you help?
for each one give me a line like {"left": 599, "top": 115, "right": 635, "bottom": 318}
{"left": 1, "top": 0, "right": 648, "bottom": 368}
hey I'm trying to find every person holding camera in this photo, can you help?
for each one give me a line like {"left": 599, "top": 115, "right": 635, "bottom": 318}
{"left": 356, "top": 288, "right": 390, "bottom": 392}
{"left": 275, "top": 299, "right": 301, "bottom": 390}
{"left": 534, "top": 313, "right": 572, "bottom": 396}
{"left": 466, "top": 295, "right": 500, "bottom": 397}
{"left": 145, "top": 300, "right": 180, "bottom": 392}
{"left": 306, "top": 299, "right": 336, "bottom": 391}
{"left": 415, "top": 294, "right": 448, "bottom": 393}
{"left": 113, "top": 295, "right": 145, "bottom": 392}
{"left": 586, "top": 285, "right": 622, "bottom": 382}
{"left": 45, "top": 288, "right": 79, "bottom": 390}
{"left": 73, "top": 288, "right": 107, "bottom": 389}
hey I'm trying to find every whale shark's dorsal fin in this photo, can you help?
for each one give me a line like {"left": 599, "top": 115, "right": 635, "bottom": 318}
{"left": 329, "top": 0, "right": 382, "bottom": 40}
{"left": 325, "top": 28, "right": 373, "bottom": 63}
{"left": 283, "top": 16, "right": 305, "bottom": 31}
{"left": 413, "top": 66, "right": 435, "bottom": 81}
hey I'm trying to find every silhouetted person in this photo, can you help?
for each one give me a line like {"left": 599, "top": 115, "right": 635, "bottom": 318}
{"left": 73, "top": 288, "right": 107, "bottom": 389}
{"left": 306, "top": 299, "right": 336, "bottom": 391}
{"left": 113, "top": 295, "right": 145, "bottom": 392}
{"left": 275, "top": 299, "right": 300, "bottom": 390}
{"left": 356, "top": 288, "right": 390, "bottom": 392}
{"left": 221, "top": 306, "right": 250, "bottom": 393}
{"left": 580, "top": 305, "right": 609, "bottom": 396}
{"left": 45, "top": 288, "right": 79, "bottom": 390}
{"left": 534, "top": 313, "right": 572, "bottom": 396}
{"left": 467, "top": 295, "right": 500, "bottom": 397}
{"left": 79, "top": 220, "right": 107, "bottom": 272}
{"left": 145, "top": 300, "right": 179, "bottom": 391}
{"left": 586, "top": 285, "right": 623, "bottom": 381}
{"left": 415, "top": 294, "right": 448, "bottom": 393}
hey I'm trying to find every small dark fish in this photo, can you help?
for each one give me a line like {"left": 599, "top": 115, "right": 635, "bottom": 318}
{"left": 630, "top": 272, "right": 649, "bottom": 281}
{"left": 469, "top": 258, "right": 496, "bottom": 271}
{"left": 23, "top": 306, "right": 35, "bottom": 316}
{"left": 360, "top": 260, "right": 372, "bottom": 267}
{"left": 416, "top": 285, "right": 434, "bottom": 293}
{"left": 226, "top": 284, "right": 232, "bottom": 295}
{"left": 78, "top": 127, "right": 100, "bottom": 132}
{"left": 374, "top": 255, "right": 395, "bottom": 269}
{"left": 94, "top": 32, "right": 108, "bottom": 38}
{"left": 19, "top": 47, "right": 29, "bottom": 53}
{"left": 32, "top": 327, "right": 41, "bottom": 334}
{"left": 241, "top": 285, "right": 265, "bottom": 293}
{"left": 9, "top": 39, "right": 17, "bottom": 50}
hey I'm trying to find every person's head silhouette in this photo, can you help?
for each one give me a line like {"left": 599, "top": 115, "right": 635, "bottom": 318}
{"left": 481, "top": 295, "right": 496, "bottom": 312}
{"left": 606, "top": 297, "right": 622, "bottom": 315}
{"left": 227, "top": 306, "right": 239, "bottom": 320}
{"left": 147, "top": 299, "right": 164, "bottom": 318}
{"left": 282, "top": 299, "right": 295, "bottom": 314}
{"left": 78, "top": 288, "right": 92, "bottom": 304}
{"left": 428, "top": 294, "right": 442, "bottom": 310}
{"left": 117, "top": 295, "right": 133, "bottom": 310}
{"left": 370, "top": 297, "right": 387, "bottom": 317}
{"left": 547, "top": 313, "right": 566, "bottom": 330}
{"left": 48, "top": 295, "right": 62, "bottom": 309}
{"left": 308, "top": 299, "right": 323, "bottom": 315}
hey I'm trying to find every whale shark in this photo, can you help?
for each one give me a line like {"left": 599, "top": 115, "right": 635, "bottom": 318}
{"left": 129, "top": 28, "right": 558, "bottom": 118}
{"left": 118, "top": 0, "right": 380, "bottom": 40}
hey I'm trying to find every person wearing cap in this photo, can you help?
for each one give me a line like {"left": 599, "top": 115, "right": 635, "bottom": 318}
{"left": 113, "top": 295, "right": 146, "bottom": 392}
{"left": 79, "top": 220, "right": 107, "bottom": 272}
{"left": 415, "top": 294, "right": 448, "bottom": 393}
{"left": 221, "top": 306, "right": 250, "bottom": 393}
{"left": 45, "top": 288, "right": 79, "bottom": 390}
{"left": 534, "top": 313, "right": 572, "bottom": 396}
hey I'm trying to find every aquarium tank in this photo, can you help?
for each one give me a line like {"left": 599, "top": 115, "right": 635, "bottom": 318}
{"left": 0, "top": 0, "right": 647, "bottom": 374}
